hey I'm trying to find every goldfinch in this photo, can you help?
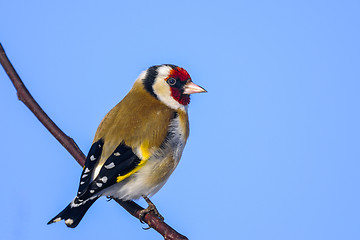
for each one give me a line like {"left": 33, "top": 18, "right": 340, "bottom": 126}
{"left": 48, "top": 64, "right": 206, "bottom": 228}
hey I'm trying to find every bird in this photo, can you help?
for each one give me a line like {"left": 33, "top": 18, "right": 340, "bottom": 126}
{"left": 47, "top": 64, "right": 206, "bottom": 228}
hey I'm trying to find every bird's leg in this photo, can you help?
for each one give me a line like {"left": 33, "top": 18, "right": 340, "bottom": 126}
{"left": 139, "top": 196, "right": 165, "bottom": 224}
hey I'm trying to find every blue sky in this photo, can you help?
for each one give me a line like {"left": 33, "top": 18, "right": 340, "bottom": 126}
{"left": 1, "top": 1, "right": 360, "bottom": 239}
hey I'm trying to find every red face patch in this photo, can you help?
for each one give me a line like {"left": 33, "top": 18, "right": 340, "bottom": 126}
{"left": 169, "top": 67, "right": 191, "bottom": 82}
{"left": 167, "top": 67, "right": 191, "bottom": 106}
{"left": 170, "top": 88, "right": 190, "bottom": 105}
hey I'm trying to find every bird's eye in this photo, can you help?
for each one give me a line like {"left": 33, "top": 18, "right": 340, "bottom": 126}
{"left": 167, "top": 78, "right": 177, "bottom": 86}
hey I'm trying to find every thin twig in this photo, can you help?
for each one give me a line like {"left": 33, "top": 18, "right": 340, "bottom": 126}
{"left": 0, "top": 43, "right": 188, "bottom": 240}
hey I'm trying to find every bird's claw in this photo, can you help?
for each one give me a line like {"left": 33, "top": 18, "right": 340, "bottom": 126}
{"left": 139, "top": 196, "right": 165, "bottom": 229}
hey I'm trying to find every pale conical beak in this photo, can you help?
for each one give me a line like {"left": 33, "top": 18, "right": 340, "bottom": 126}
{"left": 183, "top": 81, "right": 207, "bottom": 94}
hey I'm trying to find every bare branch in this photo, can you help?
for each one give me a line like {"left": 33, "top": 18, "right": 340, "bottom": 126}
{"left": 0, "top": 43, "right": 188, "bottom": 240}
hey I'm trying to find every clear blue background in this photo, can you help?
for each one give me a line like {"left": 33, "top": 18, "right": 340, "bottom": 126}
{"left": 1, "top": 1, "right": 359, "bottom": 239}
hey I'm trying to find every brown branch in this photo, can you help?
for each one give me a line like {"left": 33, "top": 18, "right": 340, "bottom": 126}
{"left": 0, "top": 43, "right": 188, "bottom": 240}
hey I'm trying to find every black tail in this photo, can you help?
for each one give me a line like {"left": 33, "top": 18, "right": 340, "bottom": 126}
{"left": 47, "top": 196, "right": 99, "bottom": 228}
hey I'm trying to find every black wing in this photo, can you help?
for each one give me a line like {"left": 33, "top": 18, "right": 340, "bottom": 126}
{"left": 76, "top": 141, "right": 143, "bottom": 201}
{"left": 76, "top": 139, "right": 104, "bottom": 197}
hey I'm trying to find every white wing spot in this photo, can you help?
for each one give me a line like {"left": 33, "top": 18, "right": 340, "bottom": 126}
{"left": 84, "top": 168, "right": 90, "bottom": 173}
{"left": 53, "top": 217, "right": 61, "bottom": 223}
{"left": 96, "top": 182, "right": 103, "bottom": 187}
{"left": 101, "top": 176, "right": 108, "bottom": 183}
{"left": 105, "top": 162, "right": 115, "bottom": 169}
{"left": 90, "top": 190, "right": 95, "bottom": 193}
{"left": 98, "top": 144, "right": 102, "bottom": 148}
{"left": 114, "top": 152, "right": 120, "bottom": 156}
{"left": 65, "top": 219, "right": 74, "bottom": 226}
{"left": 82, "top": 174, "right": 88, "bottom": 179}
{"left": 90, "top": 155, "right": 96, "bottom": 161}
{"left": 80, "top": 181, "right": 85, "bottom": 185}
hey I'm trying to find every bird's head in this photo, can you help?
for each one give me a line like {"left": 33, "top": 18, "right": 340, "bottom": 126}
{"left": 139, "top": 64, "right": 206, "bottom": 110}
